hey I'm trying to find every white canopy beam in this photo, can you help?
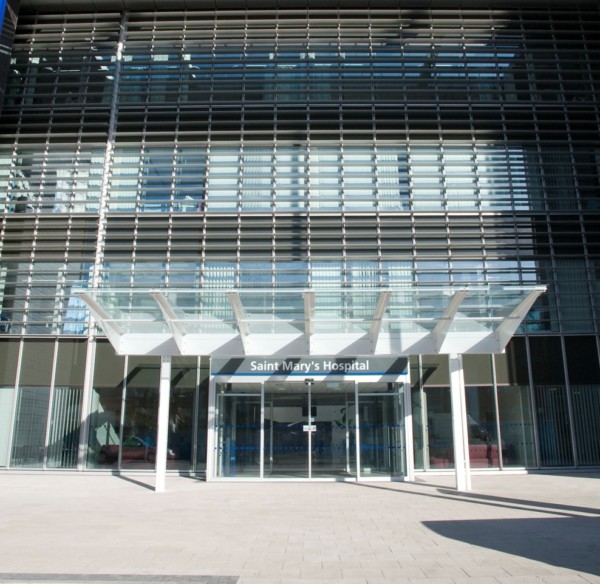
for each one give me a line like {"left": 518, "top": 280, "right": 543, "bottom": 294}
{"left": 303, "top": 290, "right": 315, "bottom": 336}
{"left": 431, "top": 289, "right": 467, "bottom": 352}
{"left": 73, "top": 290, "right": 123, "bottom": 350}
{"left": 150, "top": 290, "right": 187, "bottom": 353}
{"left": 368, "top": 290, "right": 391, "bottom": 351}
{"left": 495, "top": 286, "right": 546, "bottom": 350}
{"left": 227, "top": 291, "right": 251, "bottom": 354}
{"left": 303, "top": 290, "right": 315, "bottom": 354}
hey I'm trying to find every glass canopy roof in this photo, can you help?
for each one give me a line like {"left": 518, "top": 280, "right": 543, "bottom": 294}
{"left": 75, "top": 285, "right": 545, "bottom": 356}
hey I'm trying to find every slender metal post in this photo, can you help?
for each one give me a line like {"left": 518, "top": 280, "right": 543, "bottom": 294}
{"left": 155, "top": 355, "right": 172, "bottom": 492}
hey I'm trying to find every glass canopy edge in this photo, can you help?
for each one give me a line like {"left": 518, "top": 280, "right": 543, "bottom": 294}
{"left": 74, "top": 285, "right": 546, "bottom": 357}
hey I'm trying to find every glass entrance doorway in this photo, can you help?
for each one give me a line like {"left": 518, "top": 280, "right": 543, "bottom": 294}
{"left": 213, "top": 379, "right": 404, "bottom": 480}
{"left": 264, "top": 381, "right": 356, "bottom": 479}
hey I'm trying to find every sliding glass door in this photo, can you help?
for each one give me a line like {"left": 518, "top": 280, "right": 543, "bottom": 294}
{"left": 213, "top": 379, "right": 404, "bottom": 480}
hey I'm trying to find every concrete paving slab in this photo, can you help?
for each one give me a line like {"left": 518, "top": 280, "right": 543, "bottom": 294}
{"left": 0, "top": 471, "right": 599, "bottom": 583}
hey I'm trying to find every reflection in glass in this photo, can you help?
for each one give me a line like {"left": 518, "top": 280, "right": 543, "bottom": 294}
{"left": 46, "top": 387, "right": 83, "bottom": 468}
{"left": 571, "top": 385, "right": 600, "bottom": 466}
{"left": 423, "top": 387, "right": 454, "bottom": 469}
{"left": 310, "top": 383, "right": 356, "bottom": 478}
{"left": 358, "top": 383, "right": 404, "bottom": 477}
{"left": 87, "top": 386, "right": 122, "bottom": 469}
{"left": 535, "top": 385, "right": 574, "bottom": 466}
{"left": 0, "top": 387, "right": 16, "bottom": 467}
{"left": 265, "top": 384, "right": 309, "bottom": 478}
{"left": 121, "top": 381, "right": 159, "bottom": 470}
{"left": 465, "top": 386, "right": 499, "bottom": 468}
{"left": 497, "top": 385, "right": 536, "bottom": 467}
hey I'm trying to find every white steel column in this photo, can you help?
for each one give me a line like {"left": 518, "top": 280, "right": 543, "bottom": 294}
{"left": 402, "top": 376, "right": 415, "bottom": 482}
{"left": 449, "top": 353, "right": 471, "bottom": 491}
{"left": 155, "top": 355, "right": 172, "bottom": 493}
{"left": 77, "top": 339, "right": 97, "bottom": 470}
{"left": 206, "top": 375, "right": 217, "bottom": 481}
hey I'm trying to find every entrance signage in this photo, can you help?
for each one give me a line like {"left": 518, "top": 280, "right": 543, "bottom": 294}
{"left": 211, "top": 356, "right": 408, "bottom": 381}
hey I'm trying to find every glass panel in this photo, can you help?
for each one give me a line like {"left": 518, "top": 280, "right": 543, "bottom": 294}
{"left": 87, "top": 342, "right": 125, "bottom": 469}
{"left": 358, "top": 383, "right": 404, "bottom": 477}
{"left": 310, "top": 381, "right": 356, "bottom": 479}
{"left": 167, "top": 358, "right": 197, "bottom": 471}
{"left": 46, "top": 387, "right": 83, "bottom": 469}
{"left": 215, "top": 383, "right": 261, "bottom": 478}
{"left": 0, "top": 340, "right": 20, "bottom": 386}
{"left": 497, "top": 385, "right": 536, "bottom": 468}
{"left": 423, "top": 386, "right": 454, "bottom": 469}
{"left": 534, "top": 385, "right": 574, "bottom": 466}
{"left": 10, "top": 387, "right": 50, "bottom": 468}
{"left": 495, "top": 338, "right": 530, "bottom": 386}
{"left": 88, "top": 386, "right": 122, "bottom": 469}
{"left": 120, "top": 358, "right": 160, "bottom": 470}
{"left": 264, "top": 382, "right": 309, "bottom": 479}
{"left": 54, "top": 340, "right": 87, "bottom": 387}
{"left": 20, "top": 340, "right": 54, "bottom": 386}
{"left": 571, "top": 385, "right": 600, "bottom": 466}
{"left": 529, "top": 337, "right": 573, "bottom": 466}
{"left": 465, "top": 386, "right": 500, "bottom": 468}
{"left": 0, "top": 387, "right": 16, "bottom": 467}
{"left": 564, "top": 337, "right": 600, "bottom": 466}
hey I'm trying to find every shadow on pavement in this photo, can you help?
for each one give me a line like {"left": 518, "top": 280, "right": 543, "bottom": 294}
{"left": 348, "top": 480, "right": 600, "bottom": 518}
{"left": 423, "top": 516, "right": 600, "bottom": 577}
{"left": 348, "top": 480, "right": 600, "bottom": 578}
{"left": 114, "top": 473, "right": 155, "bottom": 491}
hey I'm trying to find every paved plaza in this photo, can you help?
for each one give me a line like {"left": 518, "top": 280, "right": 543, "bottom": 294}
{"left": 0, "top": 471, "right": 599, "bottom": 584}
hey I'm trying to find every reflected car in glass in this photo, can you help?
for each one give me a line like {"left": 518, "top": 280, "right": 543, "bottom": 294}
{"left": 98, "top": 436, "right": 175, "bottom": 464}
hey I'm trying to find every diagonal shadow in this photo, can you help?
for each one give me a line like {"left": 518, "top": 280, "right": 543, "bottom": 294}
{"left": 113, "top": 473, "right": 155, "bottom": 491}
{"left": 346, "top": 480, "right": 600, "bottom": 518}
{"left": 348, "top": 481, "right": 600, "bottom": 577}
{"left": 434, "top": 486, "right": 600, "bottom": 517}
{"left": 423, "top": 517, "right": 600, "bottom": 577}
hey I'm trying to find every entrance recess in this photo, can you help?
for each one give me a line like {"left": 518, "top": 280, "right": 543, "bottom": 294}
{"left": 213, "top": 379, "right": 404, "bottom": 480}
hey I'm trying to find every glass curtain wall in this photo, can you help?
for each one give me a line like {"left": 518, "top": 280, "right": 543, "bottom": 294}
{"left": 0, "top": 339, "right": 19, "bottom": 467}
{"left": 87, "top": 343, "right": 203, "bottom": 471}
{"left": 10, "top": 340, "right": 53, "bottom": 467}
{"left": 3, "top": 8, "right": 600, "bottom": 337}
{"left": 495, "top": 338, "right": 537, "bottom": 468}
{"left": 9, "top": 340, "right": 79, "bottom": 468}
{"left": 412, "top": 341, "right": 538, "bottom": 470}
{"left": 530, "top": 337, "right": 574, "bottom": 466}
{"left": 564, "top": 337, "right": 600, "bottom": 466}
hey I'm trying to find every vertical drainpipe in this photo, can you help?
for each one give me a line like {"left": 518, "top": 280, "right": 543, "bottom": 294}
{"left": 449, "top": 353, "right": 471, "bottom": 491}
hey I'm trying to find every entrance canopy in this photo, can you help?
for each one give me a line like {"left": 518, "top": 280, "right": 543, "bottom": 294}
{"left": 76, "top": 285, "right": 545, "bottom": 357}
